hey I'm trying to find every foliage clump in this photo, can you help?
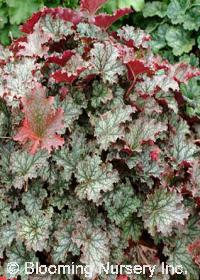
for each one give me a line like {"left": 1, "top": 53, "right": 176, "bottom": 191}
{"left": 0, "top": 0, "right": 200, "bottom": 279}
{"left": 133, "top": 0, "right": 200, "bottom": 66}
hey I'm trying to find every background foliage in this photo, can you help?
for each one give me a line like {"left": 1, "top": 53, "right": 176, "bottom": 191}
{"left": 132, "top": 0, "right": 200, "bottom": 66}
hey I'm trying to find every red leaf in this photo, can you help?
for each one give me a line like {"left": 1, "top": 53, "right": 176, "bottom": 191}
{"left": 46, "top": 51, "right": 75, "bottom": 66}
{"left": 80, "top": 0, "right": 107, "bottom": 14}
{"left": 61, "top": 8, "right": 82, "bottom": 23}
{"left": 117, "top": 275, "right": 128, "bottom": 280}
{"left": 20, "top": 6, "right": 131, "bottom": 34}
{"left": 21, "top": 8, "right": 82, "bottom": 34}
{"left": 188, "top": 240, "right": 200, "bottom": 267}
{"left": 9, "top": 37, "right": 27, "bottom": 55}
{"left": 51, "top": 52, "right": 87, "bottom": 84}
{"left": 18, "top": 21, "right": 50, "bottom": 57}
{"left": 60, "top": 87, "right": 69, "bottom": 99}
{"left": 52, "top": 71, "right": 78, "bottom": 84}
{"left": 127, "top": 60, "right": 154, "bottom": 80}
{"left": 93, "top": 8, "right": 132, "bottom": 30}
{"left": 121, "top": 146, "right": 133, "bottom": 156}
{"left": 20, "top": 11, "right": 42, "bottom": 33}
{"left": 196, "top": 197, "right": 200, "bottom": 206}
{"left": 172, "top": 63, "right": 200, "bottom": 83}
{"left": 150, "top": 147, "right": 161, "bottom": 161}
{"left": 115, "top": 26, "right": 150, "bottom": 49}
{"left": 51, "top": 67, "right": 86, "bottom": 84}
{"left": 13, "top": 83, "right": 64, "bottom": 154}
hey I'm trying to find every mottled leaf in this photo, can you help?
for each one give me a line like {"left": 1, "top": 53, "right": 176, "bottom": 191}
{"left": 75, "top": 155, "right": 119, "bottom": 203}
{"left": 141, "top": 189, "right": 189, "bottom": 236}
{"left": 52, "top": 223, "right": 79, "bottom": 263}
{"left": 90, "top": 42, "right": 125, "bottom": 84}
{"left": 72, "top": 222, "right": 110, "bottom": 276}
{"left": 11, "top": 150, "right": 48, "bottom": 189}
{"left": 17, "top": 210, "right": 52, "bottom": 251}
{"left": 104, "top": 182, "right": 141, "bottom": 225}
{"left": 125, "top": 117, "right": 167, "bottom": 152}
{"left": 94, "top": 105, "right": 133, "bottom": 150}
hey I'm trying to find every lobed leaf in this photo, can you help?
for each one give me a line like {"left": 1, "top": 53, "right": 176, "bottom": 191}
{"left": 10, "top": 150, "right": 49, "bottom": 189}
{"left": 14, "top": 84, "right": 64, "bottom": 154}
{"left": 104, "top": 182, "right": 141, "bottom": 225}
{"left": 75, "top": 155, "right": 119, "bottom": 204}
{"left": 94, "top": 105, "right": 134, "bottom": 150}
{"left": 17, "top": 210, "right": 52, "bottom": 252}
{"left": 90, "top": 42, "right": 126, "bottom": 84}
{"left": 72, "top": 221, "right": 110, "bottom": 276}
{"left": 141, "top": 189, "right": 189, "bottom": 236}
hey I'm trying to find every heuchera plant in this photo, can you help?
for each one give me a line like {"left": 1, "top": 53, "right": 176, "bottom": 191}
{"left": 0, "top": 0, "right": 200, "bottom": 279}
